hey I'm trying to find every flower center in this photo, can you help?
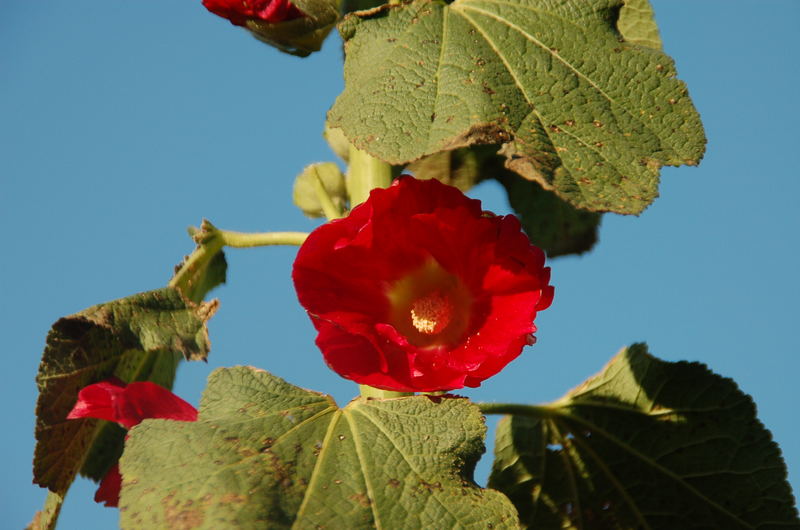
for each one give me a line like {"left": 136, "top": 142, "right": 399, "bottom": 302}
{"left": 410, "top": 291, "right": 453, "bottom": 335}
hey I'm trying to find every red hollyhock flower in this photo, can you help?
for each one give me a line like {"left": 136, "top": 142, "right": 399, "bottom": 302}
{"left": 202, "top": 0, "right": 305, "bottom": 26}
{"left": 67, "top": 379, "right": 197, "bottom": 507}
{"left": 292, "top": 177, "right": 554, "bottom": 392}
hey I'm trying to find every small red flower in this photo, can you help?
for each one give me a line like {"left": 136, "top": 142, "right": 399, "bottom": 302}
{"left": 202, "top": 0, "right": 305, "bottom": 26}
{"left": 67, "top": 379, "right": 197, "bottom": 507}
{"left": 293, "top": 177, "right": 554, "bottom": 392}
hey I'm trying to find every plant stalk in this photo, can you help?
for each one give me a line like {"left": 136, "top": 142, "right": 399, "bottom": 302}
{"left": 347, "top": 145, "right": 393, "bottom": 207}
{"left": 359, "top": 385, "right": 413, "bottom": 398}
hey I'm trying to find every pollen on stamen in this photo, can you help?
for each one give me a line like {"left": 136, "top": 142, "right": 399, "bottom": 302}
{"left": 410, "top": 291, "right": 453, "bottom": 335}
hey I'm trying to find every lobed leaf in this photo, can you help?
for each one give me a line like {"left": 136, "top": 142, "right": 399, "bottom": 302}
{"left": 33, "top": 288, "right": 214, "bottom": 494}
{"left": 120, "top": 366, "right": 519, "bottom": 529}
{"left": 488, "top": 344, "right": 800, "bottom": 529}
{"left": 328, "top": 0, "right": 705, "bottom": 214}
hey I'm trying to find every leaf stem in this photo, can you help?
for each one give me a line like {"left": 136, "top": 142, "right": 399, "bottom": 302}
{"left": 359, "top": 385, "right": 413, "bottom": 399}
{"left": 218, "top": 229, "right": 309, "bottom": 248}
{"left": 169, "top": 220, "right": 309, "bottom": 295}
{"left": 475, "top": 402, "right": 556, "bottom": 417}
{"left": 31, "top": 490, "right": 65, "bottom": 530}
{"left": 347, "top": 144, "right": 393, "bottom": 207}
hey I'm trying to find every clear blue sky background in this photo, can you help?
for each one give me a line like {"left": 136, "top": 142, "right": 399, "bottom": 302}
{"left": 2, "top": 1, "right": 798, "bottom": 527}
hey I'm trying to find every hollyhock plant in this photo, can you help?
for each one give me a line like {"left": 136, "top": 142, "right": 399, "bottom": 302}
{"left": 67, "top": 379, "right": 198, "bottom": 507}
{"left": 202, "top": 0, "right": 305, "bottom": 26}
{"left": 293, "top": 177, "right": 554, "bottom": 392}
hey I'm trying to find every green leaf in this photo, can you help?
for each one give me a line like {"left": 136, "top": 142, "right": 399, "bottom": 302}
{"left": 32, "top": 287, "right": 215, "bottom": 495}
{"left": 617, "top": 0, "right": 662, "bottom": 50}
{"left": 328, "top": 0, "right": 705, "bottom": 214}
{"left": 120, "top": 367, "right": 519, "bottom": 529}
{"left": 487, "top": 344, "right": 800, "bottom": 529}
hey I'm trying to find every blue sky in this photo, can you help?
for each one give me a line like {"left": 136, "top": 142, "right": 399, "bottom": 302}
{"left": 2, "top": 1, "right": 798, "bottom": 527}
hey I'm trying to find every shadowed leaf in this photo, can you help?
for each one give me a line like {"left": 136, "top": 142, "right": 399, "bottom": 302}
{"left": 497, "top": 172, "right": 601, "bottom": 258}
{"left": 488, "top": 344, "right": 799, "bottom": 529}
{"left": 121, "top": 366, "right": 519, "bottom": 529}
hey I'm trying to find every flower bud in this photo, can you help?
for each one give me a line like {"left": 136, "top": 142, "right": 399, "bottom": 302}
{"left": 202, "top": 0, "right": 339, "bottom": 57}
{"left": 293, "top": 162, "right": 347, "bottom": 218}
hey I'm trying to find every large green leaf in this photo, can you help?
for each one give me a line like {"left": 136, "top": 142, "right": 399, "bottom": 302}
{"left": 328, "top": 0, "right": 705, "bottom": 214}
{"left": 120, "top": 366, "right": 518, "bottom": 528}
{"left": 33, "top": 288, "right": 214, "bottom": 495}
{"left": 487, "top": 344, "right": 799, "bottom": 528}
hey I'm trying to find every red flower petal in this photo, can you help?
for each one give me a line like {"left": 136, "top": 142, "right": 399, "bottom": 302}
{"left": 94, "top": 464, "right": 122, "bottom": 508}
{"left": 68, "top": 380, "right": 197, "bottom": 429}
{"left": 293, "top": 176, "right": 554, "bottom": 392}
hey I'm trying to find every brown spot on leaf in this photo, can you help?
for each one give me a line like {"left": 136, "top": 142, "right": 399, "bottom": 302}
{"left": 443, "top": 122, "right": 510, "bottom": 150}
{"left": 350, "top": 493, "right": 372, "bottom": 507}
{"left": 162, "top": 497, "right": 205, "bottom": 530}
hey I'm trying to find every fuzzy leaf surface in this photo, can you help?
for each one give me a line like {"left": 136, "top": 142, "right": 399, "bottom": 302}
{"left": 328, "top": 0, "right": 705, "bottom": 214}
{"left": 120, "top": 366, "right": 519, "bottom": 529}
{"left": 33, "top": 288, "right": 213, "bottom": 494}
{"left": 488, "top": 344, "right": 799, "bottom": 529}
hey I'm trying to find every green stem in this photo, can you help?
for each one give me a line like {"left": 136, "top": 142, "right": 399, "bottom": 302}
{"left": 169, "top": 220, "right": 308, "bottom": 297}
{"left": 359, "top": 385, "right": 413, "bottom": 398}
{"left": 475, "top": 402, "right": 556, "bottom": 417}
{"left": 218, "top": 229, "right": 309, "bottom": 248}
{"left": 347, "top": 144, "right": 393, "bottom": 207}
{"left": 33, "top": 490, "right": 66, "bottom": 530}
